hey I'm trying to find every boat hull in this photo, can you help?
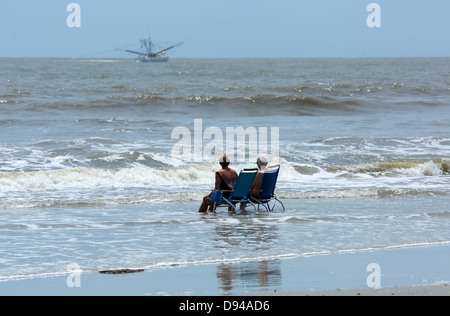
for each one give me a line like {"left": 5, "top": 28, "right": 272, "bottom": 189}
{"left": 136, "top": 56, "right": 169, "bottom": 63}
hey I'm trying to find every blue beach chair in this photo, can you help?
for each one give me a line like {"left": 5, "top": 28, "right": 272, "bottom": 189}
{"left": 212, "top": 168, "right": 258, "bottom": 214}
{"left": 250, "top": 165, "right": 285, "bottom": 212}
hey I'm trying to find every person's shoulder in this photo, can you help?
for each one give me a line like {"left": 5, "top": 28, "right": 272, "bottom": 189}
{"left": 217, "top": 169, "right": 229, "bottom": 176}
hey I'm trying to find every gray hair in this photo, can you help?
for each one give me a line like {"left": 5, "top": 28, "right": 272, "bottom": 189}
{"left": 257, "top": 155, "right": 268, "bottom": 165}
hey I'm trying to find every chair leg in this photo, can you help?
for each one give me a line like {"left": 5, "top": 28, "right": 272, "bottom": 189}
{"left": 223, "top": 200, "right": 237, "bottom": 213}
{"left": 249, "top": 198, "right": 267, "bottom": 213}
{"left": 275, "top": 198, "right": 285, "bottom": 211}
{"left": 236, "top": 201, "right": 246, "bottom": 214}
{"left": 244, "top": 202, "right": 257, "bottom": 214}
{"left": 258, "top": 202, "right": 269, "bottom": 213}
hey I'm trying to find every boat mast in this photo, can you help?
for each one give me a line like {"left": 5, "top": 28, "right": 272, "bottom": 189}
{"left": 141, "top": 38, "right": 153, "bottom": 56}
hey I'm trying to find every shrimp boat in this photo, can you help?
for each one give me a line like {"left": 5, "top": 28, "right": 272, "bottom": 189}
{"left": 124, "top": 38, "right": 183, "bottom": 63}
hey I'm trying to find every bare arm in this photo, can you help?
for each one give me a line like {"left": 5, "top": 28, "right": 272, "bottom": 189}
{"left": 214, "top": 172, "right": 221, "bottom": 190}
{"left": 250, "top": 172, "right": 264, "bottom": 194}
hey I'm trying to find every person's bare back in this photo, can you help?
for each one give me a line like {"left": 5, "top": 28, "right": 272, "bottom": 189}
{"left": 198, "top": 154, "right": 238, "bottom": 213}
{"left": 215, "top": 168, "right": 238, "bottom": 191}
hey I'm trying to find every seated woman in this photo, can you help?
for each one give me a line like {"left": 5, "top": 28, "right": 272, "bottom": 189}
{"left": 198, "top": 154, "right": 238, "bottom": 213}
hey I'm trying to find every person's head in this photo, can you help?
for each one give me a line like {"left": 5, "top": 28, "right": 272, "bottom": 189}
{"left": 256, "top": 155, "right": 268, "bottom": 170}
{"left": 219, "top": 154, "right": 230, "bottom": 168}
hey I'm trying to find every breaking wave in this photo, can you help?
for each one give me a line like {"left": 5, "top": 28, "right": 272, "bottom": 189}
{"left": 0, "top": 164, "right": 214, "bottom": 193}
{"left": 324, "top": 160, "right": 450, "bottom": 177}
{"left": 1, "top": 158, "right": 449, "bottom": 209}
{"left": 1, "top": 159, "right": 445, "bottom": 192}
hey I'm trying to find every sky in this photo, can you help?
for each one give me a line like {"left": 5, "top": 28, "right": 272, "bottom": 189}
{"left": 0, "top": 0, "right": 449, "bottom": 58}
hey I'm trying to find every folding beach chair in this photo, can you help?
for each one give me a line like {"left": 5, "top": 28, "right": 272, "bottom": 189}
{"left": 212, "top": 168, "right": 258, "bottom": 214}
{"left": 250, "top": 165, "right": 285, "bottom": 212}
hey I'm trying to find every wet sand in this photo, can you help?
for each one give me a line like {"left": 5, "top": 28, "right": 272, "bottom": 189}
{"left": 1, "top": 244, "right": 449, "bottom": 296}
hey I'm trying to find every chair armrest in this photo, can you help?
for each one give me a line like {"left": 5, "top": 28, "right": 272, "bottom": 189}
{"left": 211, "top": 189, "right": 234, "bottom": 193}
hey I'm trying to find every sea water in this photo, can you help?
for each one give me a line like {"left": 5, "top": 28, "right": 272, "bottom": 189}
{"left": 0, "top": 58, "right": 449, "bottom": 288}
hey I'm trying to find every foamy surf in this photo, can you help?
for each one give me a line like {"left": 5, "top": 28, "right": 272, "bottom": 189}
{"left": 323, "top": 160, "right": 450, "bottom": 177}
{"left": 0, "top": 158, "right": 448, "bottom": 209}
{"left": 0, "top": 165, "right": 213, "bottom": 193}
{"left": 1, "top": 158, "right": 446, "bottom": 192}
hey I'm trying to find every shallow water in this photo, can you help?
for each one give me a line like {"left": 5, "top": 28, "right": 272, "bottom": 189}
{"left": 0, "top": 58, "right": 449, "bottom": 282}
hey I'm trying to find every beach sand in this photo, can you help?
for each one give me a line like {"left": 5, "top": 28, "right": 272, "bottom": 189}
{"left": 1, "top": 244, "right": 449, "bottom": 296}
{"left": 286, "top": 284, "right": 450, "bottom": 296}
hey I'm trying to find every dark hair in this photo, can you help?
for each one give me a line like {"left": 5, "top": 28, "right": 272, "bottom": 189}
{"left": 220, "top": 162, "right": 230, "bottom": 167}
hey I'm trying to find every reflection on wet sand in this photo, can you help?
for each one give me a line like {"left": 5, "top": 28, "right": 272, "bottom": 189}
{"left": 214, "top": 219, "right": 282, "bottom": 294}
{"left": 217, "top": 260, "right": 282, "bottom": 295}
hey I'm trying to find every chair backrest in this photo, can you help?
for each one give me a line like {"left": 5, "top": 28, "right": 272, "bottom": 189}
{"left": 259, "top": 165, "right": 280, "bottom": 199}
{"left": 230, "top": 168, "right": 258, "bottom": 199}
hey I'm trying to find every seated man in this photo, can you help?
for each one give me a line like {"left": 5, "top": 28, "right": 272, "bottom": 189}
{"left": 238, "top": 155, "right": 268, "bottom": 211}
{"left": 250, "top": 155, "right": 269, "bottom": 198}
{"left": 198, "top": 154, "right": 238, "bottom": 213}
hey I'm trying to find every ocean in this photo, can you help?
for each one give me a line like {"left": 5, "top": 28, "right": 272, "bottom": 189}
{"left": 0, "top": 58, "right": 449, "bottom": 292}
